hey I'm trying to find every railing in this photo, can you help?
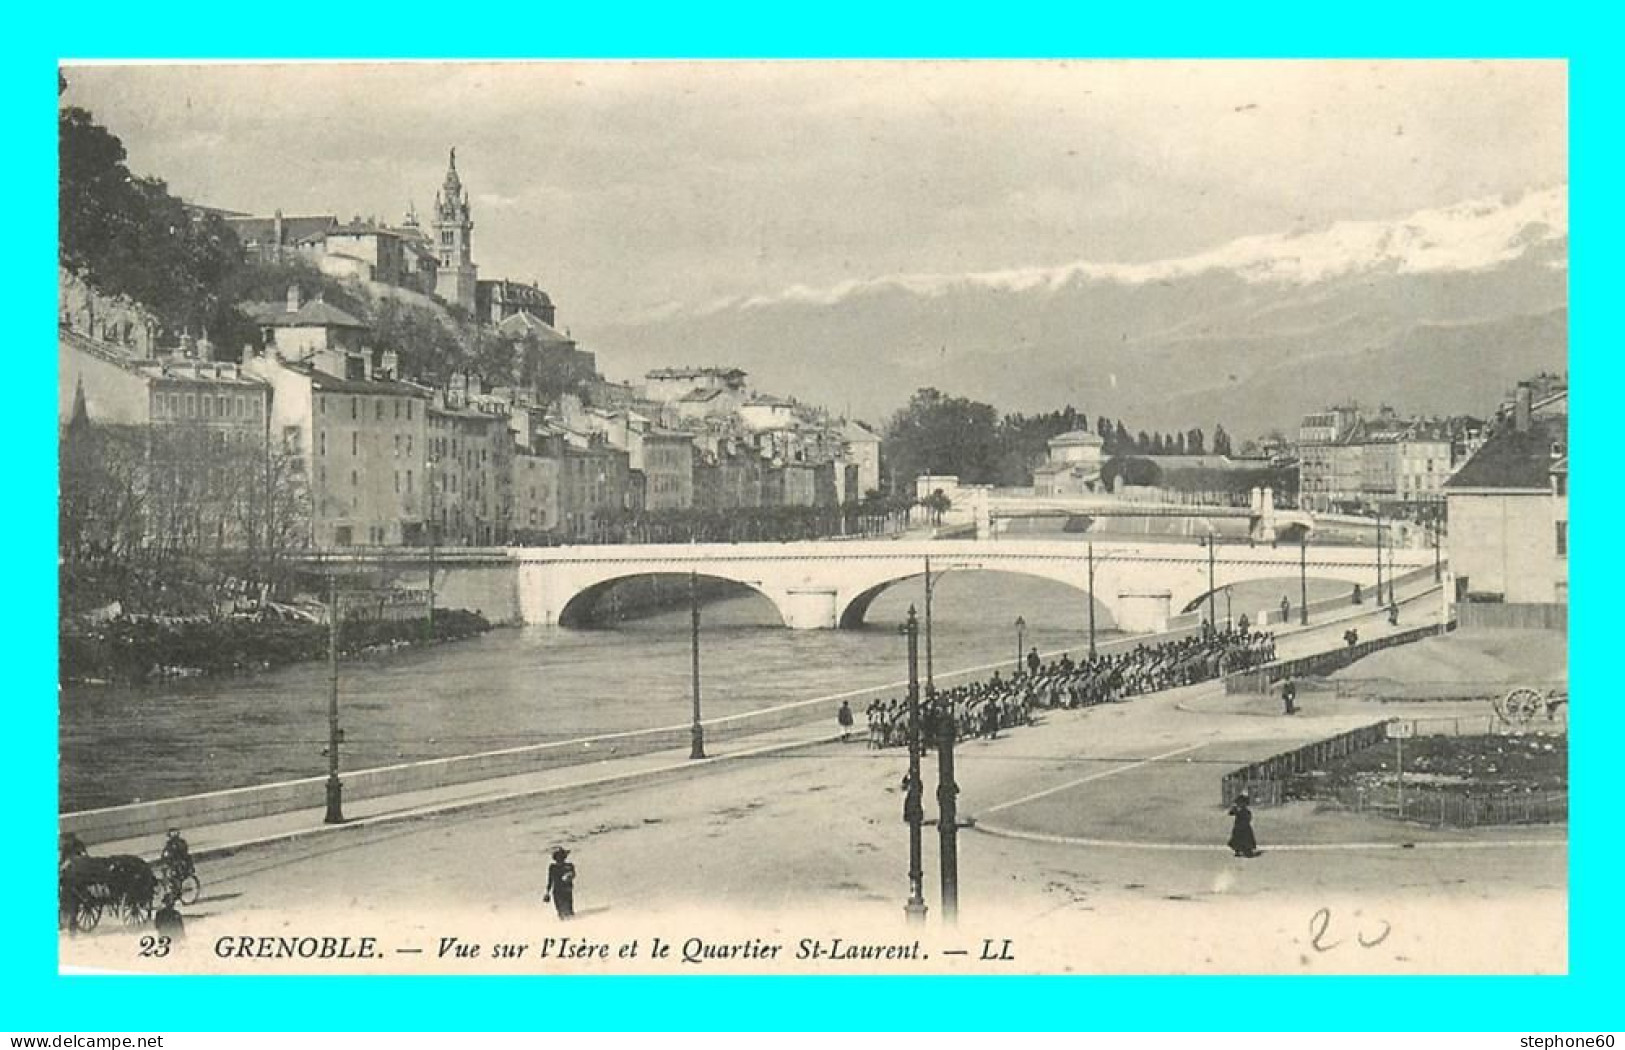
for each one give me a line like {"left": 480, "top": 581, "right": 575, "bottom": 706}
{"left": 1322, "top": 784, "right": 1567, "bottom": 828}
{"left": 1224, "top": 621, "right": 1453, "bottom": 695}
{"left": 1220, "top": 721, "right": 1392, "bottom": 806}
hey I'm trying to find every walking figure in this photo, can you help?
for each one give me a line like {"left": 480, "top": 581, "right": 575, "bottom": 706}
{"left": 1228, "top": 794, "right": 1259, "bottom": 858}
{"left": 1026, "top": 647, "right": 1041, "bottom": 676}
{"left": 1387, "top": 602, "right": 1400, "bottom": 627}
{"left": 836, "top": 700, "right": 855, "bottom": 742}
{"left": 1281, "top": 676, "right": 1297, "bottom": 716}
{"left": 544, "top": 847, "right": 576, "bottom": 920}
{"left": 1279, "top": 596, "right": 1291, "bottom": 624}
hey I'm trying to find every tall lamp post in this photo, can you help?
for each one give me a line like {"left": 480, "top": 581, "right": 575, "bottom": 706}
{"left": 324, "top": 568, "right": 345, "bottom": 825}
{"left": 689, "top": 571, "right": 706, "bottom": 759}
{"left": 1433, "top": 507, "right": 1443, "bottom": 584}
{"left": 1201, "top": 535, "right": 1218, "bottom": 632}
{"left": 425, "top": 456, "right": 438, "bottom": 640}
{"left": 1224, "top": 586, "right": 1234, "bottom": 631}
{"left": 921, "top": 556, "right": 978, "bottom": 698}
{"left": 937, "top": 711, "right": 960, "bottom": 925}
{"left": 1087, "top": 542, "right": 1097, "bottom": 659}
{"left": 1374, "top": 506, "right": 1385, "bottom": 607}
{"left": 1014, "top": 616, "right": 1026, "bottom": 675}
{"left": 900, "top": 606, "right": 927, "bottom": 923}
{"left": 1299, "top": 531, "right": 1310, "bottom": 626}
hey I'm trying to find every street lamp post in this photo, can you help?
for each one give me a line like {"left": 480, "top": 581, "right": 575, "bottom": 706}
{"left": 1014, "top": 616, "right": 1026, "bottom": 676}
{"left": 324, "top": 569, "right": 345, "bottom": 825}
{"left": 426, "top": 456, "right": 438, "bottom": 640}
{"left": 1375, "top": 506, "right": 1385, "bottom": 607}
{"left": 1087, "top": 542, "right": 1097, "bottom": 659}
{"left": 1299, "top": 531, "right": 1310, "bottom": 626}
{"left": 1224, "top": 586, "right": 1233, "bottom": 631}
{"left": 1204, "top": 535, "right": 1218, "bottom": 633}
{"left": 689, "top": 570, "right": 706, "bottom": 760}
{"left": 937, "top": 711, "right": 960, "bottom": 925}
{"left": 900, "top": 606, "right": 927, "bottom": 923}
{"left": 1433, "top": 509, "right": 1443, "bottom": 584}
{"left": 923, "top": 555, "right": 935, "bottom": 697}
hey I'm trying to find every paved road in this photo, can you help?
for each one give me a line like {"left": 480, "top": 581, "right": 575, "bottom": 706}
{"left": 62, "top": 589, "right": 1565, "bottom": 976}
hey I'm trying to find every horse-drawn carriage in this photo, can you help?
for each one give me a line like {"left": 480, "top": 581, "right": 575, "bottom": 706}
{"left": 59, "top": 853, "right": 159, "bottom": 933}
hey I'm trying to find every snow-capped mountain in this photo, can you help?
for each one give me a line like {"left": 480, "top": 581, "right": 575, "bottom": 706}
{"left": 586, "top": 187, "right": 1569, "bottom": 432}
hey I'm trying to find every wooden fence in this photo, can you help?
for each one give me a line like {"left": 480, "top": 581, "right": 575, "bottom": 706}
{"left": 1219, "top": 720, "right": 1393, "bottom": 806}
{"left": 1457, "top": 602, "right": 1568, "bottom": 632}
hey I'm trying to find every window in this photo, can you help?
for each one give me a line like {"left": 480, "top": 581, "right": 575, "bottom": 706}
{"left": 319, "top": 396, "right": 326, "bottom": 416}
{"left": 395, "top": 400, "right": 401, "bottom": 419}
{"left": 283, "top": 426, "right": 301, "bottom": 454}
{"left": 319, "top": 431, "right": 327, "bottom": 456}
{"left": 352, "top": 432, "right": 359, "bottom": 456}
{"left": 202, "top": 396, "right": 211, "bottom": 419}
{"left": 351, "top": 470, "right": 358, "bottom": 488}
{"left": 376, "top": 400, "right": 384, "bottom": 421}
{"left": 394, "top": 471, "right": 400, "bottom": 494}
{"left": 407, "top": 401, "right": 413, "bottom": 421}
{"left": 351, "top": 397, "right": 358, "bottom": 420}
{"left": 1556, "top": 521, "right": 1568, "bottom": 558}
{"left": 406, "top": 470, "right": 413, "bottom": 493}
{"left": 218, "top": 396, "right": 228, "bottom": 417}
{"left": 395, "top": 434, "right": 401, "bottom": 457}
{"left": 236, "top": 396, "right": 245, "bottom": 418}
{"left": 406, "top": 436, "right": 413, "bottom": 456}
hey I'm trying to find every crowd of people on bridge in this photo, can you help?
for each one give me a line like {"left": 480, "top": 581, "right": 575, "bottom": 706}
{"left": 864, "top": 625, "right": 1278, "bottom": 750}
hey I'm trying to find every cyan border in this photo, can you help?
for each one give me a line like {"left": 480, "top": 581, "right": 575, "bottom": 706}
{"left": 9, "top": 2, "right": 1614, "bottom": 1031}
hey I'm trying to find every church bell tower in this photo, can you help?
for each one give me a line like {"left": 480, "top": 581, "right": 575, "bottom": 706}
{"left": 433, "top": 148, "right": 479, "bottom": 313}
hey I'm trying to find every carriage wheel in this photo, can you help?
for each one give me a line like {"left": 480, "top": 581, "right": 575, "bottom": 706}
{"left": 1501, "top": 687, "right": 1544, "bottom": 726}
{"left": 178, "top": 873, "right": 201, "bottom": 906}
{"left": 78, "top": 901, "right": 102, "bottom": 932}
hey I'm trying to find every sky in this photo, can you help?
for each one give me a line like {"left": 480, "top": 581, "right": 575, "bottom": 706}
{"left": 62, "top": 60, "right": 1567, "bottom": 335}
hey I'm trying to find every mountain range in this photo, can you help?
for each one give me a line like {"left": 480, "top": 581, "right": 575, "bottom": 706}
{"left": 583, "top": 186, "right": 1568, "bottom": 436}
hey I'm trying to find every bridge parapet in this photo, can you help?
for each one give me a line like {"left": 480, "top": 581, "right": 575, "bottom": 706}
{"left": 512, "top": 539, "right": 1430, "bottom": 632}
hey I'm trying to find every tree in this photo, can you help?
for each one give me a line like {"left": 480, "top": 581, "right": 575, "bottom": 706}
{"left": 1212, "top": 424, "right": 1233, "bottom": 457}
{"left": 1100, "top": 456, "right": 1163, "bottom": 489}
{"left": 883, "top": 388, "right": 1001, "bottom": 493}
{"left": 1187, "top": 427, "right": 1206, "bottom": 455}
{"left": 60, "top": 106, "right": 245, "bottom": 338}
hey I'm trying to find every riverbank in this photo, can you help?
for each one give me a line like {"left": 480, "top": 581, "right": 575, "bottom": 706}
{"left": 59, "top": 609, "right": 492, "bottom": 686}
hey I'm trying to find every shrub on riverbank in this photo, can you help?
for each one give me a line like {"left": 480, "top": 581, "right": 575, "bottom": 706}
{"left": 61, "top": 609, "right": 491, "bottom": 685}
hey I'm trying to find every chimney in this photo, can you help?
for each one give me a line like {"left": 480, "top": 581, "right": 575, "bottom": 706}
{"left": 1515, "top": 384, "right": 1533, "bottom": 433}
{"left": 286, "top": 284, "right": 301, "bottom": 314}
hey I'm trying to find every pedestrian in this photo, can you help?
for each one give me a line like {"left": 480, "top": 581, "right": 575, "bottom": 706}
{"left": 1388, "top": 602, "right": 1400, "bottom": 627}
{"left": 1282, "top": 676, "right": 1297, "bottom": 716}
{"left": 1026, "top": 647, "right": 1041, "bottom": 676}
{"left": 1238, "top": 613, "right": 1250, "bottom": 635}
{"left": 544, "top": 847, "right": 576, "bottom": 920}
{"left": 154, "top": 894, "right": 186, "bottom": 941}
{"left": 1228, "top": 794, "right": 1258, "bottom": 858}
{"left": 1280, "top": 596, "right": 1291, "bottom": 624}
{"left": 836, "top": 700, "right": 854, "bottom": 742}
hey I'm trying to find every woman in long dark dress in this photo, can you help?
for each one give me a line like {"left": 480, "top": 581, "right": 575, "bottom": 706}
{"left": 1228, "top": 794, "right": 1258, "bottom": 858}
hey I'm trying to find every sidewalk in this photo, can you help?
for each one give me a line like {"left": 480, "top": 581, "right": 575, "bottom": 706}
{"left": 95, "top": 721, "right": 844, "bottom": 864}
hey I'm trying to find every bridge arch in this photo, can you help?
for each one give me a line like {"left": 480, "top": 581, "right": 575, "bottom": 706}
{"left": 556, "top": 571, "right": 789, "bottom": 629}
{"left": 834, "top": 566, "right": 1117, "bottom": 631}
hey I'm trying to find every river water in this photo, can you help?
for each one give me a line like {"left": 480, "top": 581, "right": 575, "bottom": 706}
{"left": 59, "top": 567, "right": 1327, "bottom": 811}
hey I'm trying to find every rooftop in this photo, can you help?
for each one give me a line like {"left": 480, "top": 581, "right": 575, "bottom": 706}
{"left": 1445, "top": 416, "right": 1567, "bottom": 491}
{"left": 1049, "top": 428, "right": 1104, "bottom": 446}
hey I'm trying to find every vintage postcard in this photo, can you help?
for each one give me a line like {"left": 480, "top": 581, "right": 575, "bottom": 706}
{"left": 55, "top": 59, "right": 1568, "bottom": 976}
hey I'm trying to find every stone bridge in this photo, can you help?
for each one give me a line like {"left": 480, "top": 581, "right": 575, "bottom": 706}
{"left": 514, "top": 539, "right": 1429, "bottom": 633}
